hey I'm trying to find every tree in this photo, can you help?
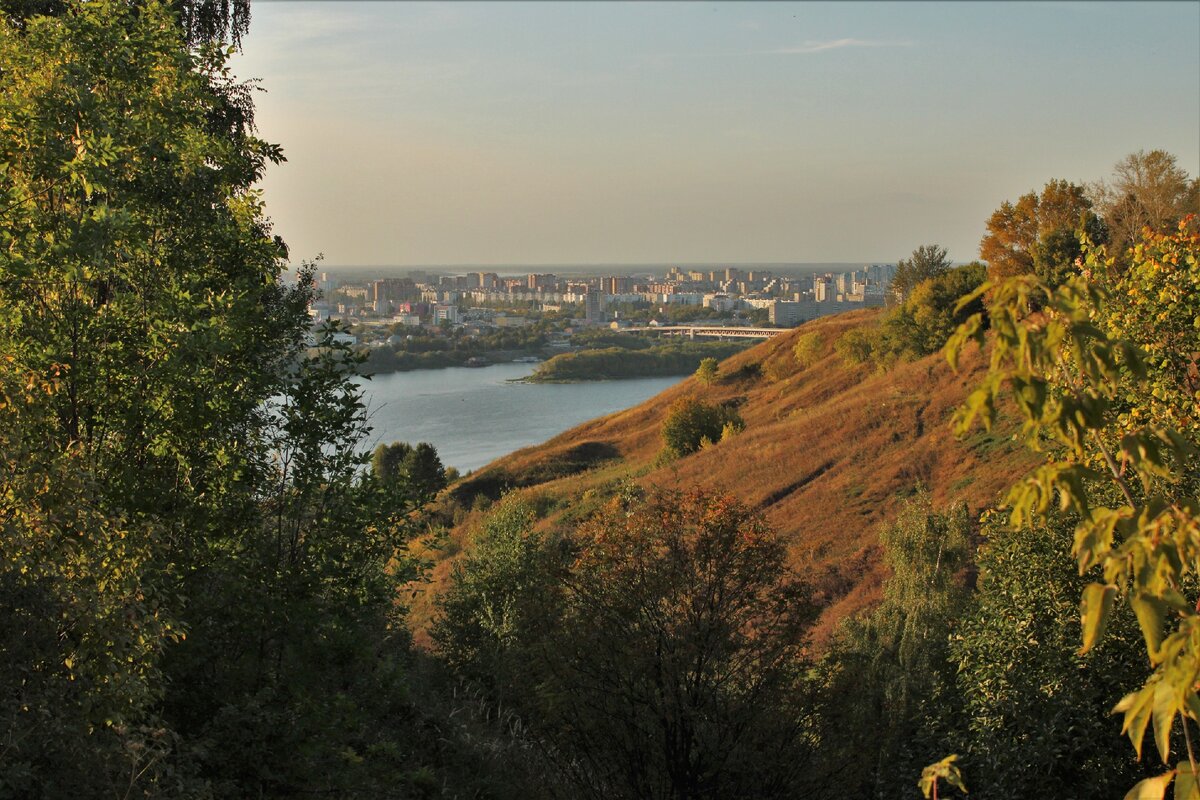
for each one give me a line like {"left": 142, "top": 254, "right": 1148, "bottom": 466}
{"left": 1090, "top": 150, "right": 1199, "bottom": 260}
{"left": 432, "top": 495, "right": 551, "bottom": 698}
{"left": 406, "top": 441, "right": 447, "bottom": 499}
{"left": 891, "top": 244, "right": 952, "bottom": 305}
{"left": 694, "top": 356, "right": 719, "bottom": 384}
{"left": 373, "top": 441, "right": 414, "bottom": 484}
{"left": 372, "top": 440, "right": 446, "bottom": 500}
{"left": 878, "top": 263, "right": 988, "bottom": 360}
{"left": 547, "top": 488, "right": 818, "bottom": 799}
{"left": 944, "top": 220, "right": 1200, "bottom": 798}
{"left": 0, "top": 4, "right": 433, "bottom": 795}
{"left": 835, "top": 327, "right": 876, "bottom": 366}
{"left": 951, "top": 513, "right": 1155, "bottom": 798}
{"left": 0, "top": 4, "right": 299, "bottom": 791}
{"left": 1, "top": 0, "right": 251, "bottom": 47}
{"left": 979, "top": 179, "right": 1102, "bottom": 286}
{"left": 815, "top": 492, "right": 971, "bottom": 799}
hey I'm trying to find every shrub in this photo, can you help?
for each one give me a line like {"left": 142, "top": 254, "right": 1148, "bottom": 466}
{"left": 834, "top": 328, "right": 877, "bottom": 366}
{"left": 694, "top": 357, "right": 719, "bottom": 384}
{"left": 792, "top": 332, "right": 824, "bottom": 368}
{"left": 660, "top": 397, "right": 745, "bottom": 457}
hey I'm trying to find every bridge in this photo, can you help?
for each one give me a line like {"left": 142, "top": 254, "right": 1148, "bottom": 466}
{"left": 617, "top": 325, "right": 783, "bottom": 340}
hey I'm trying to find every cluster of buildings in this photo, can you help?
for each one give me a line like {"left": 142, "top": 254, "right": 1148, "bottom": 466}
{"left": 307, "top": 264, "right": 898, "bottom": 333}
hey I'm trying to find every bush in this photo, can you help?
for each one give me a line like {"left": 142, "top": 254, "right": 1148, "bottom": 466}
{"left": 660, "top": 397, "right": 745, "bottom": 457}
{"left": 792, "top": 332, "right": 824, "bottom": 368}
{"left": 831, "top": 263, "right": 988, "bottom": 371}
{"left": 431, "top": 496, "right": 551, "bottom": 694}
{"left": 834, "top": 328, "right": 877, "bottom": 366}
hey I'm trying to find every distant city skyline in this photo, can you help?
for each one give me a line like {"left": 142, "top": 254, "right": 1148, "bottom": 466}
{"left": 234, "top": 1, "right": 1200, "bottom": 267}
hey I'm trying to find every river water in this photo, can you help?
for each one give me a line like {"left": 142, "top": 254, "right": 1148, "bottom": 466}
{"left": 357, "top": 363, "right": 680, "bottom": 473}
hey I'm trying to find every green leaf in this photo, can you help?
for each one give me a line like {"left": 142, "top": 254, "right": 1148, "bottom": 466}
{"left": 1125, "top": 772, "right": 1174, "bottom": 800}
{"left": 1080, "top": 582, "right": 1117, "bottom": 654}
{"left": 1132, "top": 592, "right": 1169, "bottom": 660}
{"left": 1116, "top": 684, "right": 1156, "bottom": 759}
{"left": 919, "top": 755, "right": 967, "bottom": 798}
{"left": 1153, "top": 680, "right": 1178, "bottom": 762}
{"left": 1175, "top": 763, "right": 1200, "bottom": 800}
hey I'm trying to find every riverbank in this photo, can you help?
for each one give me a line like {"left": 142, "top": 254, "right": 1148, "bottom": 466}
{"left": 357, "top": 362, "right": 682, "bottom": 472}
{"left": 523, "top": 341, "right": 750, "bottom": 382}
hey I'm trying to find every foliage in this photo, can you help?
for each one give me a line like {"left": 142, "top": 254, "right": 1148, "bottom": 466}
{"left": 431, "top": 495, "right": 551, "bottom": 700}
{"left": 529, "top": 340, "right": 748, "bottom": 382}
{"left": 0, "top": 4, "right": 294, "bottom": 791}
{"left": 0, "top": 361, "right": 196, "bottom": 796}
{"left": 165, "top": 328, "right": 425, "bottom": 797}
{"left": 979, "top": 179, "right": 1103, "bottom": 286}
{"left": 1090, "top": 150, "right": 1199, "bottom": 261}
{"left": 694, "top": 356, "right": 719, "bottom": 384}
{"left": 834, "top": 262, "right": 987, "bottom": 371}
{"left": 815, "top": 492, "right": 971, "bottom": 799}
{"left": 792, "top": 331, "right": 824, "bottom": 368}
{"left": 919, "top": 755, "right": 968, "bottom": 800}
{"left": 544, "top": 488, "right": 818, "bottom": 799}
{"left": 660, "top": 396, "right": 744, "bottom": 457}
{"left": 951, "top": 513, "right": 1156, "bottom": 798}
{"left": 373, "top": 440, "right": 447, "bottom": 501}
{"left": 1, "top": 0, "right": 251, "bottom": 47}
{"left": 0, "top": 4, "right": 436, "bottom": 796}
{"left": 878, "top": 263, "right": 989, "bottom": 361}
{"left": 835, "top": 327, "right": 877, "bottom": 366}
{"left": 944, "top": 220, "right": 1200, "bottom": 798}
{"left": 891, "top": 244, "right": 952, "bottom": 305}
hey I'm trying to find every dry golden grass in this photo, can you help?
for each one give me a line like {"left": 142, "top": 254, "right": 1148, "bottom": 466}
{"left": 408, "top": 309, "right": 1034, "bottom": 647}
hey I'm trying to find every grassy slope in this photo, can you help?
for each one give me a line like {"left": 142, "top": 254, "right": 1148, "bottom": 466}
{"left": 410, "top": 308, "right": 1033, "bottom": 646}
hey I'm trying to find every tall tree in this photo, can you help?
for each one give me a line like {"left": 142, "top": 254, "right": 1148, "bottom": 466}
{"left": 1090, "top": 149, "right": 1199, "bottom": 260}
{"left": 406, "top": 441, "right": 447, "bottom": 500}
{"left": 890, "top": 244, "right": 952, "bottom": 304}
{"left": 0, "top": 4, "right": 428, "bottom": 795}
{"left": 979, "top": 179, "right": 1102, "bottom": 286}
{"left": 0, "top": 5, "right": 298, "bottom": 790}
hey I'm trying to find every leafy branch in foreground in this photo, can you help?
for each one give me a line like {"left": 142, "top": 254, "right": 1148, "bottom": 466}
{"left": 942, "top": 220, "right": 1200, "bottom": 799}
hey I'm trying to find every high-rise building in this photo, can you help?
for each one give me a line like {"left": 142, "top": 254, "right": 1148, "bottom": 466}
{"left": 584, "top": 289, "right": 606, "bottom": 324}
{"left": 606, "top": 276, "right": 633, "bottom": 294}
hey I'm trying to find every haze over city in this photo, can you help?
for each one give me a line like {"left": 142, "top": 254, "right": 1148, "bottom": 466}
{"left": 233, "top": 1, "right": 1199, "bottom": 268}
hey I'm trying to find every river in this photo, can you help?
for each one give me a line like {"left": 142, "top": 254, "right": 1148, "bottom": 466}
{"left": 357, "top": 363, "right": 681, "bottom": 473}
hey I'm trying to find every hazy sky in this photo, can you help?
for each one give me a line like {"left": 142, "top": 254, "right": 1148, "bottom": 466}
{"left": 232, "top": 1, "right": 1200, "bottom": 267}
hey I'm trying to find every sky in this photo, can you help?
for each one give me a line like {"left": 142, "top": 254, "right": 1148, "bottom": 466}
{"left": 232, "top": 1, "right": 1200, "bottom": 267}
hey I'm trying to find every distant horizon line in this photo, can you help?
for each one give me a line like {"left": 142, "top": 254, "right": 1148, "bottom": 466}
{"left": 304, "top": 260, "right": 899, "bottom": 271}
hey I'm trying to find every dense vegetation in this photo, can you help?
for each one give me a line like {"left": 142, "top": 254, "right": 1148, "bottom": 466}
{"left": 0, "top": 3, "right": 485, "bottom": 796}
{"left": 363, "top": 325, "right": 548, "bottom": 373}
{"left": 434, "top": 487, "right": 819, "bottom": 799}
{"left": 527, "top": 339, "right": 749, "bottom": 381}
{"left": 3, "top": 2, "right": 1199, "bottom": 798}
